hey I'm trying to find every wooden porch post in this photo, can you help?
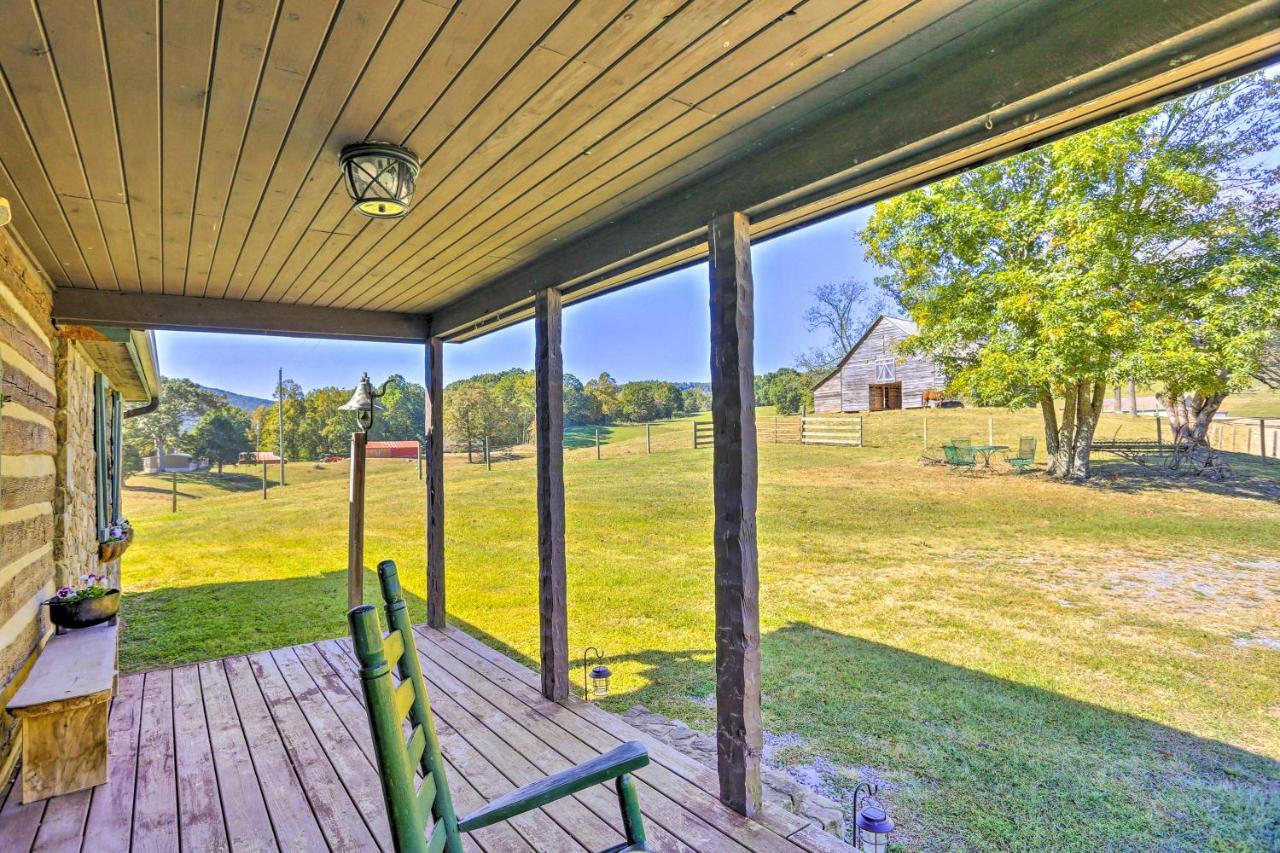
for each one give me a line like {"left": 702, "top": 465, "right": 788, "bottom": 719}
{"left": 425, "top": 336, "right": 446, "bottom": 628}
{"left": 535, "top": 289, "right": 569, "bottom": 701}
{"left": 708, "top": 211, "right": 762, "bottom": 816}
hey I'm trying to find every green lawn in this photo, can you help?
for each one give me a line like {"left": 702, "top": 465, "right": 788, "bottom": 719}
{"left": 119, "top": 407, "right": 1280, "bottom": 851}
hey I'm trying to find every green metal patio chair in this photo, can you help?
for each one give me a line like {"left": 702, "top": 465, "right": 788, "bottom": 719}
{"left": 943, "top": 443, "right": 977, "bottom": 470}
{"left": 349, "top": 560, "right": 651, "bottom": 853}
{"left": 1003, "top": 436, "right": 1037, "bottom": 472}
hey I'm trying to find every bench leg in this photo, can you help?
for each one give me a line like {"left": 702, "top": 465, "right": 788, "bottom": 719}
{"left": 15, "top": 696, "right": 110, "bottom": 802}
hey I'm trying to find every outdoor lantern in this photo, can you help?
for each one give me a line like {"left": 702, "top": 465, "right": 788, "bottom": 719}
{"left": 853, "top": 783, "right": 895, "bottom": 853}
{"left": 582, "top": 647, "right": 611, "bottom": 699}
{"left": 339, "top": 142, "right": 420, "bottom": 218}
{"left": 340, "top": 372, "right": 388, "bottom": 433}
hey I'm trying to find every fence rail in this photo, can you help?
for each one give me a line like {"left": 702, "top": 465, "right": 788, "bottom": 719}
{"left": 692, "top": 415, "right": 863, "bottom": 448}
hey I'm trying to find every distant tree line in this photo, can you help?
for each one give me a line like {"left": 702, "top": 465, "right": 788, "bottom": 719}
{"left": 443, "top": 370, "right": 710, "bottom": 454}
{"left": 123, "top": 374, "right": 426, "bottom": 472}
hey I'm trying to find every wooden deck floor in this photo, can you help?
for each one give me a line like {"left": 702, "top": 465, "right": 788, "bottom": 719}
{"left": 1, "top": 625, "right": 849, "bottom": 852}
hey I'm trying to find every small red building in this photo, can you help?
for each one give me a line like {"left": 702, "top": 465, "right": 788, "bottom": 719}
{"left": 366, "top": 440, "right": 420, "bottom": 460}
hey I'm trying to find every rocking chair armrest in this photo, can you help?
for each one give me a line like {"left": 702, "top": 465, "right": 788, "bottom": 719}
{"left": 457, "top": 741, "right": 649, "bottom": 833}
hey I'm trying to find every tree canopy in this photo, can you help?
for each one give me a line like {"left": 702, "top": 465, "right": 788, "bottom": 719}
{"left": 863, "top": 72, "right": 1280, "bottom": 479}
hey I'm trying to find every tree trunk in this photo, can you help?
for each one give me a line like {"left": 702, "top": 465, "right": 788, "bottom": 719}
{"left": 1069, "top": 382, "right": 1106, "bottom": 479}
{"left": 1161, "top": 390, "right": 1226, "bottom": 444}
{"left": 1043, "top": 381, "right": 1106, "bottom": 480}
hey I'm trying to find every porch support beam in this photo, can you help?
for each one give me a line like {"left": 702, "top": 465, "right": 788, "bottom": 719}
{"left": 425, "top": 335, "right": 446, "bottom": 628}
{"left": 534, "top": 288, "right": 569, "bottom": 701}
{"left": 708, "top": 211, "right": 762, "bottom": 816}
{"left": 52, "top": 289, "right": 428, "bottom": 343}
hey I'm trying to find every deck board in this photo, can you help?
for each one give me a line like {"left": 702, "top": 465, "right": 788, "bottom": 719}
{"left": 0, "top": 626, "right": 850, "bottom": 852}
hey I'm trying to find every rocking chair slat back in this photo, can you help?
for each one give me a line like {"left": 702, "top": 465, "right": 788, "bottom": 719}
{"left": 348, "top": 560, "right": 463, "bottom": 853}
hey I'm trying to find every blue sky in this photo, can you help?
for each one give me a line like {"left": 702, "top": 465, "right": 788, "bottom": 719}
{"left": 156, "top": 208, "right": 884, "bottom": 398}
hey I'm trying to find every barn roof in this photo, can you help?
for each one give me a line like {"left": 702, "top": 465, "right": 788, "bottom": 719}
{"left": 810, "top": 314, "right": 918, "bottom": 391}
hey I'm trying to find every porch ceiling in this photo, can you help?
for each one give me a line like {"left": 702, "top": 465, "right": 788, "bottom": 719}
{"left": 2, "top": 0, "right": 1278, "bottom": 341}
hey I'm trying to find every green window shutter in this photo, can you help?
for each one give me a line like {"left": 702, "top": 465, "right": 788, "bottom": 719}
{"left": 94, "top": 374, "right": 108, "bottom": 539}
{"left": 111, "top": 391, "right": 122, "bottom": 524}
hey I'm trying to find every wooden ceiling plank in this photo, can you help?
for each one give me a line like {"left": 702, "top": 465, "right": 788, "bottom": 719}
{"left": 40, "top": 0, "right": 142, "bottom": 292}
{"left": 0, "top": 0, "right": 117, "bottom": 288}
{"left": 290, "top": 0, "right": 560, "bottom": 307}
{"left": 316, "top": 39, "right": 577, "bottom": 308}
{"left": 429, "top": 0, "right": 1280, "bottom": 337}
{"left": 100, "top": 0, "right": 163, "bottom": 291}
{"left": 38, "top": 0, "right": 127, "bottom": 204}
{"left": 0, "top": 75, "right": 91, "bottom": 286}
{"left": 159, "top": 1, "right": 218, "bottom": 293}
{"left": 204, "top": 0, "right": 339, "bottom": 300}
{"left": 0, "top": 160, "right": 69, "bottom": 285}
{"left": 355, "top": 0, "right": 870, "bottom": 310}
{"left": 183, "top": 0, "right": 280, "bottom": 295}
{"left": 234, "top": 0, "right": 514, "bottom": 306}
{"left": 240, "top": 0, "right": 452, "bottom": 303}
{"left": 385, "top": 0, "right": 946, "bottom": 310}
{"left": 221, "top": 0, "right": 403, "bottom": 302}
{"left": 325, "top": 0, "right": 803, "bottom": 310}
{"left": 314, "top": 0, "right": 761, "bottom": 309}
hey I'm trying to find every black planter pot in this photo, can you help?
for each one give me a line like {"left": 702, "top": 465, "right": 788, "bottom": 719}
{"left": 45, "top": 589, "right": 120, "bottom": 630}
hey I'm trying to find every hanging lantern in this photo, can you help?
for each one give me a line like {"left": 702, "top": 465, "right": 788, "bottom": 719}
{"left": 339, "top": 142, "right": 419, "bottom": 218}
{"left": 339, "top": 372, "right": 388, "bottom": 433}
{"left": 582, "top": 647, "right": 611, "bottom": 699}
{"left": 853, "top": 783, "right": 895, "bottom": 853}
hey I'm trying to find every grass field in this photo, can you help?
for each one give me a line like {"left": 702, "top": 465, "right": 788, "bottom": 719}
{"left": 119, "top": 407, "right": 1280, "bottom": 851}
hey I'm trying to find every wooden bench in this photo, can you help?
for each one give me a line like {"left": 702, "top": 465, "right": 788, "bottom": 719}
{"left": 6, "top": 623, "right": 117, "bottom": 802}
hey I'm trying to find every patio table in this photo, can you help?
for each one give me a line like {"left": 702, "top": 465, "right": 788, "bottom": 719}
{"left": 973, "top": 444, "right": 1009, "bottom": 467}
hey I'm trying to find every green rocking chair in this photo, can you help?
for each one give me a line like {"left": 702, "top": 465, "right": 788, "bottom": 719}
{"left": 349, "top": 560, "right": 652, "bottom": 853}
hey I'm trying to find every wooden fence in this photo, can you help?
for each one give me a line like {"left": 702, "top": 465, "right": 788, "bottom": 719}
{"left": 693, "top": 416, "right": 863, "bottom": 448}
{"left": 1208, "top": 418, "right": 1277, "bottom": 460}
{"left": 800, "top": 416, "right": 863, "bottom": 446}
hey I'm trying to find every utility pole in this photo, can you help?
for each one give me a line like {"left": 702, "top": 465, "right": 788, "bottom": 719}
{"left": 277, "top": 368, "right": 286, "bottom": 486}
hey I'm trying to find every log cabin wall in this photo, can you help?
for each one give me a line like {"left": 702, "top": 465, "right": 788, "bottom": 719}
{"left": 812, "top": 317, "right": 947, "bottom": 413}
{"left": 0, "top": 229, "right": 116, "bottom": 784}
{"left": 0, "top": 228, "right": 59, "bottom": 781}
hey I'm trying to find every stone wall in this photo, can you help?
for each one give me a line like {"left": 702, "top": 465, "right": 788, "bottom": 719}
{"left": 0, "top": 228, "right": 58, "bottom": 781}
{"left": 54, "top": 341, "right": 115, "bottom": 589}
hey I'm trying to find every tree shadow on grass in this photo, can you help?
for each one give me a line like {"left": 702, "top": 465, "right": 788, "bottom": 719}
{"left": 563, "top": 425, "right": 621, "bottom": 450}
{"left": 1077, "top": 454, "right": 1280, "bottom": 503}
{"left": 124, "top": 470, "right": 273, "bottom": 499}
{"left": 451, "top": 617, "right": 1279, "bottom": 851}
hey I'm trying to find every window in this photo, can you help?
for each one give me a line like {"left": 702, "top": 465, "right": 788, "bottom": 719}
{"left": 93, "top": 374, "right": 123, "bottom": 540}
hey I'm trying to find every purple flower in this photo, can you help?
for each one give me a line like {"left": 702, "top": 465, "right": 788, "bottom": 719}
{"left": 56, "top": 586, "right": 73, "bottom": 599}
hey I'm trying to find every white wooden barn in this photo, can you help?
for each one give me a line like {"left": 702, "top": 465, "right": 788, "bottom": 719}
{"left": 812, "top": 316, "right": 948, "bottom": 412}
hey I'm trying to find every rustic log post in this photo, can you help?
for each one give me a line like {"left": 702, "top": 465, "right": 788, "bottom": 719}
{"left": 484, "top": 435, "right": 491, "bottom": 470}
{"left": 425, "top": 336, "right": 446, "bottom": 629}
{"left": 262, "top": 461, "right": 267, "bottom": 499}
{"left": 1156, "top": 413, "right": 1163, "bottom": 446}
{"left": 595, "top": 428, "right": 601, "bottom": 460}
{"left": 535, "top": 289, "right": 569, "bottom": 701}
{"left": 1259, "top": 419, "right": 1266, "bottom": 458}
{"left": 348, "top": 430, "right": 368, "bottom": 610}
{"left": 1128, "top": 378, "right": 1138, "bottom": 417}
{"left": 171, "top": 472, "right": 177, "bottom": 513}
{"left": 417, "top": 441, "right": 423, "bottom": 480}
{"left": 708, "top": 210, "right": 762, "bottom": 817}
{"left": 646, "top": 423, "right": 652, "bottom": 454}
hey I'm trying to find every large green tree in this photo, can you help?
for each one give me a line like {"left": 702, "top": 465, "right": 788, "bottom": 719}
{"left": 124, "top": 376, "right": 224, "bottom": 458}
{"left": 863, "top": 73, "right": 1280, "bottom": 479}
{"left": 188, "top": 408, "right": 251, "bottom": 475}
